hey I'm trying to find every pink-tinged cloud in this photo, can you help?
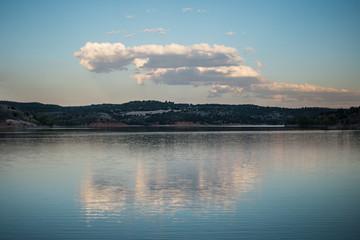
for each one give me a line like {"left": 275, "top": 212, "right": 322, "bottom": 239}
{"left": 182, "top": 8, "right": 192, "bottom": 12}
{"left": 251, "top": 82, "right": 348, "bottom": 93}
{"left": 245, "top": 47, "right": 254, "bottom": 53}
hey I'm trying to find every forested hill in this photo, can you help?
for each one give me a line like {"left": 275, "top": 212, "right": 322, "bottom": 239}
{"left": 0, "top": 100, "right": 359, "bottom": 128}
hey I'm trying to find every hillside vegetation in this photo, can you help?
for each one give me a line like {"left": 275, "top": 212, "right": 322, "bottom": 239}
{"left": 1, "top": 100, "right": 359, "bottom": 129}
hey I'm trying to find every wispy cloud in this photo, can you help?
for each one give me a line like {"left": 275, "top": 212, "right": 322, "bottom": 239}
{"left": 107, "top": 30, "right": 122, "bottom": 34}
{"left": 183, "top": 8, "right": 207, "bottom": 13}
{"left": 74, "top": 42, "right": 360, "bottom": 105}
{"left": 126, "top": 14, "right": 135, "bottom": 19}
{"left": 245, "top": 47, "right": 255, "bottom": 54}
{"left": 182, "top": 8, "right": 193, "bottom": 12}
{"left": 144, "top": 28, "right": 166, "bottom": 34}
{"left": 225, "top": 31, "right": 235, "bottom": 36}
{"left": 124, "top": 34, "right": 134, "bottom": 38}
{"left": 249, "top": 82, "right": 357, "bottom": 104}
{"left": 256, "top": 61, "right": 262, "bottom": 68}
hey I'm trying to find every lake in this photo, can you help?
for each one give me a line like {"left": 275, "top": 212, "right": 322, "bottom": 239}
{"left": 0, "top": 129, "right": 359, "bottom": 239}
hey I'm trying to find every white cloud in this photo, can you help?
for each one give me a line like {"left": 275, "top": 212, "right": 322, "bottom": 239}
{"left": 226, "top": 32, "right": 235, "bottom": 36}
{"left": 256, "top": 61, "right": 262, "bottom": 68}
{"left": 124, "top": 34, "right": 134, "bottom": 38}
{"left": 182, "top": 8, "right": 193, "bottom": 12}
{"left": 74, "top": 42, "right": 243, "bottom": 73}
{"left": 74, "top": 42, "right": 360, "bottom": 104}
{"left": 245, "top": 47, "right": 254, "bottom": 53}
{"left": 126, "top": 14, "right": 135, "bottom": 19}
{"left": 144, "top": 28, "right": 166, "bottom": 34}
{"left": 197, "top": 9, "right": 207, "bottom": 13}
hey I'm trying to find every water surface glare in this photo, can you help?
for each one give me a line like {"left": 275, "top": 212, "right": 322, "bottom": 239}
{"left": 0, "top": 130, "right": 359, "bottom": 239}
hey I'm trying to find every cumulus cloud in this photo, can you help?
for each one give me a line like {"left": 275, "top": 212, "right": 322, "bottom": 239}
{"left": 226, "top": 31, "right": 235, "bottom": 36}
{"left": 182, "top": 8, "right": 193, "bottom": 12}
{"left": 144, "top": 28, "right": 166, "bottom": 34}
{"left": 74, "top": 42, "right": 243, "bottom": 72}
{"left": 209, "top": 85, "right": 243, "bottom": 98}
{"left": 130, "top": 66, "right": 262, "bottom": 86}
{"left": 74, "top": 42, "right": 360, "bottom": 105}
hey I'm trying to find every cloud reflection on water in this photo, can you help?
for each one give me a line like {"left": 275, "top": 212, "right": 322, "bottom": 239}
{"left": 78, "top": 135, "right": 261, "bottom": 222}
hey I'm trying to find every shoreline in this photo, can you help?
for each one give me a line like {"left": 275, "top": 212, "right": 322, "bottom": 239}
{"left": 1, "top": 124, "right": 359, "bottom": 132}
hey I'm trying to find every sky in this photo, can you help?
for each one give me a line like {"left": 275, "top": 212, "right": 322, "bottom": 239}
{"left": 0, "top": 0, "right": 359, "bottom": 107}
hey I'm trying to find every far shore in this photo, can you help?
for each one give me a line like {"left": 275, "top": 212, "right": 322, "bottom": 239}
{"left": 1, "top": 123, "right": 359, "bottom": 131}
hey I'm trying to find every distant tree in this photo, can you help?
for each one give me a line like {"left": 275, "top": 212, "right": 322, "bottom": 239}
{"left": 0, "top": 105, "right": 10, "bottom": 121}
{"left": 320, "top": 116, "right": 333, "bottom": 126}
{"left": 286, "top": 115, "right": 314, "bottom": 126}
{"left": 38, "top": 115, "right": 53, "bottom": 126}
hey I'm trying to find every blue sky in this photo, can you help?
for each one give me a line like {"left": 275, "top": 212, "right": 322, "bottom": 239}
{"left": 0, "top": 0, "right": 359, "bottom": 107}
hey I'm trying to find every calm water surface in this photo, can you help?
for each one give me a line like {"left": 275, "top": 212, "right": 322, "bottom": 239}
{"left": 0, "top": 130, "right": 359, "bottom": 239}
